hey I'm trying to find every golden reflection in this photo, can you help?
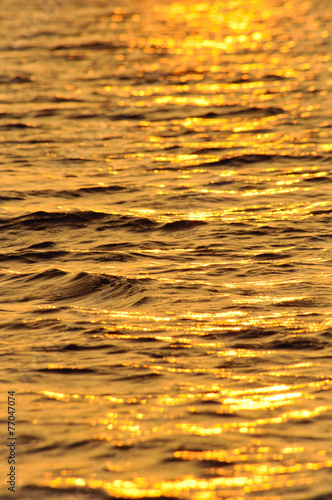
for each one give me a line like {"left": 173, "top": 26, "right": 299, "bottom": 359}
{"left": 176, "top": 405, "right": 332, "bottom": 436}
{"left": 44, "top": 470, "right": 321, "bottom": 498}
{"left": 93, "top": 197, "right": 332, "bottom": 224}
{"left": 68, "top": 304, "right": 332, "bottom": 342}
{"left": 3, "top": 0, "right": 332, "bottom": 499}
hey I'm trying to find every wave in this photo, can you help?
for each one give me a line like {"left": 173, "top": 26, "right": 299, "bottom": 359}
{"left": 0, "top": 185, "right": 138, "bottom": 201}
{"left": 0, "top": 251, "right": 67, "bottom": 263}
{"left": 53, "top": 41, "right": 126, "bottom": 51}
{"left": 0, "top": 122, "right": 36, "bottom": 129}
{"left": 0, "top": 268, "right": 153, "bottom": 307}
{"left": 0, "top": 210, "right": 108, "bottom": 228}
{"left": 15, "top": 485, "right": 179, "bottom": 500}
{"left": 161, "top": 220, "right": 208, "bottom": 231}
{"left": 0, "top": 74, "right": 34, "bottom": 84}
{"left": 0, "top": 211, "right": 211, "bottom": 234}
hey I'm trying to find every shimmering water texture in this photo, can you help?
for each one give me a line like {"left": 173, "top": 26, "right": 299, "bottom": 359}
{"left": 1, "top": 0, "right": 332, "bottom": 498}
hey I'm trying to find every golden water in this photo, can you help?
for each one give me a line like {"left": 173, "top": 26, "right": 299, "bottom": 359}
{"left": 1, "top": 0, "right": 332, "bottom": 498}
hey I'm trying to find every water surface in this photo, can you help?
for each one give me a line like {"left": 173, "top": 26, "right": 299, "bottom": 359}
{"left": 1, "top": 0, "right": 332, "bottom": 498}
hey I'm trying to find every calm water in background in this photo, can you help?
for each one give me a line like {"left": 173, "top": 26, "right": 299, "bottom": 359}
{"left": 1, "top": 0, "right": 332, "bottom": 498}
